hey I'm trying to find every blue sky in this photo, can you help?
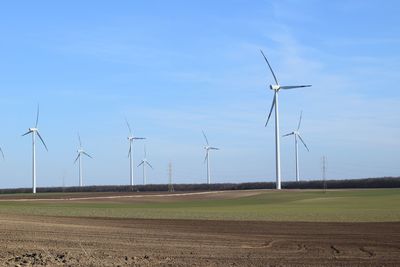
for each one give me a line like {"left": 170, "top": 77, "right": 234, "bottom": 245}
{"left": 0, "top": 1, "right": 399, "bottom": 188}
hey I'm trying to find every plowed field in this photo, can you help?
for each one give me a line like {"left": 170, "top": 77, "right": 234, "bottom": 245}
{"left": 0, "top": 214, "right": 399, "bottom": 266}
{"left": 0, "top": 189, "right": 399, "bottom": 266}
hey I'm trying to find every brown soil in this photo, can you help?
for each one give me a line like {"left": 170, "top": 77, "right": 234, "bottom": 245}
{"left": 0, "top": 214, "right": 399, "bottom": 266}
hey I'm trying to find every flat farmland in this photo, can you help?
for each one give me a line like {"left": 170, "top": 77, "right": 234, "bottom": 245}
{"left": 0, "top": 189, "right": 399, "bottom": 266}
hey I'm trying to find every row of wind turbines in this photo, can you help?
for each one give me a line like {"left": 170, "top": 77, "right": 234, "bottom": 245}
{"left": 10, "top": 106, "right": 219, "bottom": 194}
{"left": 19, "top": 107, "right": 158, "bottom": 194}
{"left": 76, "top": 122, "right": 156, "bottom": 190}
{"left": 0, "top": 49, "right": 311, "bottom": 193}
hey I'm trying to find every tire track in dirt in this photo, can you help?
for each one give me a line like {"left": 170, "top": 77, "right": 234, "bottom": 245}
{"left": 359, "top": 246, "right": 375, "bottom": 257}
{"left": 330, "top": 245, "right": 340, "bottom": 255}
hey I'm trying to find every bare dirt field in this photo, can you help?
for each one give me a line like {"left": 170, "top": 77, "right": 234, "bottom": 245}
{"left": 0, "top": 190, "right": 264, "bottom": 203}
{"left": 0, "top": 214, "right": 399, "bottom": 266}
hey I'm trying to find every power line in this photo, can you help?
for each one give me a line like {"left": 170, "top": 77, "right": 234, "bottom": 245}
{"left": 322, "top": 155, "right": 327, "bottom": 192}
{"left": 168, "top": 162, "right": 174, "bottom": 192}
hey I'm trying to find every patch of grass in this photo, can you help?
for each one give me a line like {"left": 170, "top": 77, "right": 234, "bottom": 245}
{"left": 0, "top": 189, "right": 399, "bottom": 222}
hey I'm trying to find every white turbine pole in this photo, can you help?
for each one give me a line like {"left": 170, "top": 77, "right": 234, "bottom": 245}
{"left": 32, "top": 131, "right": 36, "bottom": 194}
{"left": 295, "top": 133, "right": 299, "bottom": 182}
{"left": 143, "top": 162, "right": 146, "bottom": 185}
{"left": 274, "top": 91, "right": 281, "bottom": 190}
{"left": 129, "top": 141, "right": 134, "bottom": 186}
{"left": 79, "top": 154, "right": 83, "bottom": 187}
{"left": 207, "top": 150, "right": 211, "bottom": 184}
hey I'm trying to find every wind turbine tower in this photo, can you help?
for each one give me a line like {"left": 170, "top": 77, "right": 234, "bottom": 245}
{"left": 202, "top": 131, "right": 219, "bottom": 185}
{"left": 283, "top": 111, "right": 309, "bottom": 182}
{"left": 74, "top": 134, "right": 93, "bottom": 187}
{"left": 260, "top": 50, "right": 311, "bottom": 190}
{"left": 126, "top": 119, "right": 145, "bottom": 186}
{"left": 137, "top": 145, "right": 153, "bottom": 185}
{"left": 22, "top": 105, "right": 48, "bottom": 194}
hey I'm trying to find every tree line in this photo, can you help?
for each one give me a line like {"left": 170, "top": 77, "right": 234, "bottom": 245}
{"left": 0, "top": 176, "right": 399, "bottom": 194}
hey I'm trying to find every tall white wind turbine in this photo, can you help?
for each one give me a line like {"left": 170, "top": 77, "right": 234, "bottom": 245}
{"left": 260, "top": 50, "right": 311, "bottom": 190}
{"left": 74, "top": 134, "right": 93, "bottom": 187}
{"left": 22, "top": 105, "right": 48, "bottom": 194}
{"left": 202, "top": 130, "right": 219, "bottom": 185}
{"left": 283, "top": 111, "right": 309, "bottom": 182}
{"left": 125, "top": 119, "right": 145, "bottom": 186}
{"left": 137, "top": 145, "right": 153, "bottom": 185}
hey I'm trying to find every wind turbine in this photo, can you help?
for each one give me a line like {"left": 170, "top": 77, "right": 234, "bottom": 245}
{"left": 202, "top": 130, "right": 219, "bottom": 184}
{"left": 22, "top": 105, "right": 48, "bottom": 194}
{"left": 137, "top": 145, "right": 153, "bottom": 185}
{"left": 283, "top": 111, "right": 310, "bottom": 182}
{"left": 125, "top": 119, "right": 145, "bottom": 186}
{"left": 260, "top": 50, "right": 311, "bottom": 190}
{"left": 74, "top": 134, "right": 93, "bottom": 187}
{"left": 0, "top": 147, "right": 4, "bottom": 160}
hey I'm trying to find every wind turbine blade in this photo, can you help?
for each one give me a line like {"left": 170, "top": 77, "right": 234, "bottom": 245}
{"left": 282, "top": 132, "right": 294, "bottom": 137}
{"left": 128, "top": 144, "right": 132, "bottom": 158}
{"left": 35, "top": 104, "right": 40, "bottom": 128}
{"left": 82, "top": 151, "right": 93, "bottom": 159}
{"left": 36, "top": 131, "right": 48, "bottom": 151}
{"left": 298, "top": 134, "right": 310, "bottom": 152}
{"left": 260, "top": 49, "right": 279, "bottom": 85}
{"left": 297, "top": 111, "right": 303, "bottom": 131}
{"left": 210, "top": 147, "right": 219, "bottom": 150}
{"left": 0, "top": 147, "right": 4, "bottom": 159}
{"left": 202, "top": 130, "right": 209, "bottom": 145}
{"left": 125, "top": 117, "right": 132, "bottom": 135}
{"left": 265, "top": 93, "right": 276, "bottom": 127}
{"left": 204, "top": 152, "right": 208, "bottom": 164}
{"left": 78, "top": 133, "right": 82, "bottom": 148}
{"left": 22, "top": 131, "right": 32, "bottom": 136}
{"left": 146, "top": 162, "right": 154, "bottom": 169}
{"left": 280, "top": 85, "right": 311, "bottom": 90}
{"left": 133, "top": 137, "right": 146, "bottom": 140}
{"left": 74, "top": 154, "right": 80, "bottom": 164}
{"left": 137, "top": 161, "right": 144, "bottom": 167}
{"left": 144, "top": 145, "right": 147, "bottom": 158}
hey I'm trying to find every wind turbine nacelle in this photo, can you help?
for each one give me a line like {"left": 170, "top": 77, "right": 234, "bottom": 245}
{"left": 270, "top": 85, "right": 280, "bottom": 91}
{"left": 29, "top": 128, "right": 37, "bottom": 132}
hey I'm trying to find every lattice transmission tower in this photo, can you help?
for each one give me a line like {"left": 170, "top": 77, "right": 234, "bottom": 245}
{"left": 168, "top": 162, "right": 174, "bottom": 192}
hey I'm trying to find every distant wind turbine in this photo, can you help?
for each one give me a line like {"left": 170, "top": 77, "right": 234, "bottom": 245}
{"left": 74, "top": 134, "right": 93, "bottom": 187}
{"left": 260, "top": 49, "right": 311, "bottom": 190}
{"left": 283, "top": 111, "right": 310, "bottom": 182}
{"left": 137, "top": 145, "right": 153, "bottom": 185}
{"left": 125, "top": 119, "right": 145, "bottom": 186}
{"left": 22, "top": 105, "right": 48, "bottom": 194}
{"left": 202, "top": 130, "right": 219, "bottom": 184}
